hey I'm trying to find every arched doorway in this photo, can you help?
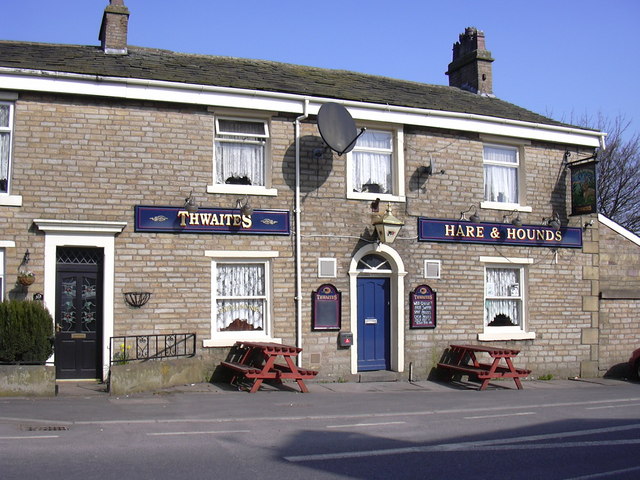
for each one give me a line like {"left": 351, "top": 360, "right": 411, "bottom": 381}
{"left": 349, "top": 244, "right": 406, "bottom": 374}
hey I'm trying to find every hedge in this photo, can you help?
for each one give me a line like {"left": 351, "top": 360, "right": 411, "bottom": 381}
{"left": 0, "top": 300, "right": 54, "bottom": 364}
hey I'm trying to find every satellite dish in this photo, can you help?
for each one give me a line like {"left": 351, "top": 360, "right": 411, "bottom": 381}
{"left": 317, "top": 102, "right": 366, "bottom": 156}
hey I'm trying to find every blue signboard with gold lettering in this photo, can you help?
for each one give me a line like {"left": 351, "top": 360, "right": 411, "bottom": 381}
{"left": 135, "top": 206, "right": 290, "bottom": 235}
{"left": 418, "top": 218, "right": 582, "bottom": 248}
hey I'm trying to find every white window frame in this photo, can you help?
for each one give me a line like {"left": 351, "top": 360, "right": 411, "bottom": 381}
{"left": 0, "top": 98, "right": 22, "bottom": 207}
{"left": 203, "top": 250, "right": 280, "bottom": 347}
{"left": 346, "top": 125, "right": 405, "bottom": 202}
{"left": 480, "top": 135, "right": 531, "bottom": 213}
{"left": 207, "top": 115, "right": 277, "bottom": 196}
{"left": 478, "top": 256, "right": 536, "bottom": 341}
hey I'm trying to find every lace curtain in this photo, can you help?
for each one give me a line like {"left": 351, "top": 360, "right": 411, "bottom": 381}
{"left": 215, "top": 142, "right": 265, "bottom": 185}
{"left": 215, "top": 119, "right": 266, "bottom": 186}
{"left": 0, "top": 133, "right": 9, "bottom": 189}
{"left": 352, "top": 130, "right": 392, "bottom": 193}
{"left": 484, "top": 146, "right": 518, "bottom": 203}
{"left": 485, "top": 268, "right": 521, "bottom": 327}
{"left": 0, "top": 105, "right": 10, "bottom": 191}
{"left": 216, "top": 263, "right": 265, "bottom": 331}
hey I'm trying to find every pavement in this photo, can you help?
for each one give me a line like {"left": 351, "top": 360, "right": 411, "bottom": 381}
{"left": 51, "top": 375, "right": 634, "bottom": 398}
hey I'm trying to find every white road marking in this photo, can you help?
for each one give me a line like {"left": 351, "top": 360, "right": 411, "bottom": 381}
{"left": 146, "top": 430, "right": 250, "bottom": 436}
{"left": 585, "top": 402, "right": 640, "bottom": 410}
{"left": 562, "top": 465, "right": 640, "bottom": 480}
{"left": 0, "top": 435, "right": 59, "bottom": 440}
{"left": 464, "top": 412, "right": 535, "bottom": 419}
{"left": 284, "top": 423, "right": 640, "bottom": 462}
{"left": 326, "top": 421, "right": 406, "bottom": 429}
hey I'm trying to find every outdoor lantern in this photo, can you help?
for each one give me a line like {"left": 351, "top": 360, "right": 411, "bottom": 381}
{"left": 236, "top": 196, "right": 253, "bottom": 217}
{"left": 544, "top": 212, "right": 561, "bottom": 230}
{"left": 503, "top": 209, "right": 523, "bottom": 227}
{"left": 372, "top": 204, "right": 404, "bottom": 244}
{"left": 184, "top": 191, "right": 198, "bottom": 214}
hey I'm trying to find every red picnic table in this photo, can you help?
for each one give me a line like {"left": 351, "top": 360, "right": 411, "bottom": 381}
{"left": 220, "top": 341, "right": 318, "bottom": 393}
{"left": 437, "top": 344, "right": 531, "bottom": 390}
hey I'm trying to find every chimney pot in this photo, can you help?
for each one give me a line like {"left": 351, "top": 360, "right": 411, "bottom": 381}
{"left": 446, "top": 27, "right": 494, "bottom": 96}
{"left": 99, "top": 0, "right": 130, "bottom": 55}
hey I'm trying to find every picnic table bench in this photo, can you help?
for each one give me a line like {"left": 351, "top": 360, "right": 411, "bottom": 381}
{"left": 220, "top": 341, "right": 318, "bottom": 393}
{"left": 437, "top": 344, "right": 531, "bottom": 390}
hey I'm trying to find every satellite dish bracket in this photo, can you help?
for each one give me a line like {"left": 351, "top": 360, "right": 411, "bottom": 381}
{"left": 337, "top": 127, "right": 366, "bottom": 156}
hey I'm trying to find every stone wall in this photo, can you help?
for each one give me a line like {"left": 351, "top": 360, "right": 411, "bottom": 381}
{"left": 2, "top": 92, "right": 600, "bottom": 383}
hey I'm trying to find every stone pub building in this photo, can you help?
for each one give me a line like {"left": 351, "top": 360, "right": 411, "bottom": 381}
{"left": 0, "top": 1, "right": 638, "bottom": 388}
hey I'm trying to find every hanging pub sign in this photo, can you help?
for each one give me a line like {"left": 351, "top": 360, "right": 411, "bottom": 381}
{"left": 134, "top": 206, "right": 290, "bottom": 235}
{"left": 418, "top": 218, "right": 582, "bottom": 248}
{"left": 569, "top": 160, "right": 598, "bottom": 216}
{"left": 312, "top": 284, "right": 341, "bottom": 331}
{"left": 410, "top": 285, "right": 436, "bottom": 329}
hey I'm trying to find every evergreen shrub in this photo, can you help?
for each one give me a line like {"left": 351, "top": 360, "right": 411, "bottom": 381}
{"left": 0, "top": 300, "right": 54, "bottom": 364}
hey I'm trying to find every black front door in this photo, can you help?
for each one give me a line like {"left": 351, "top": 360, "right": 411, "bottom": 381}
{"left": 55, "top": 247, "right": 103, "bottom": 379}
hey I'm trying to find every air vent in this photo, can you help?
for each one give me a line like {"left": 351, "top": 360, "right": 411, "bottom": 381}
{"left": 318, "top": 258, "right": 337, "bottom": 278}
{"left": 424, "top": 260, "right": 441, "bottom": 279}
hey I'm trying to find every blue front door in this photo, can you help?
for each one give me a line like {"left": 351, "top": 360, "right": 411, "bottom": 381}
{"left": 357, "top": 277, "right": 390, "bottom": 371}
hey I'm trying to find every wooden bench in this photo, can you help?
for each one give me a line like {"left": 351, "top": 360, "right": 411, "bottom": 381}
{"left": 272, "top": 363, "right": 318, "bottom": 378}
{"left": 437, "top": 362, "right": 531, "bottom": 379}
{"left": 219, "top": 361, "right": 262, "bottom": 378}
{"left": 219, "top": 341, "right": 318, "bottom": 393}
{"left": 437, "top": 344, "right": 531, "bottom": 390}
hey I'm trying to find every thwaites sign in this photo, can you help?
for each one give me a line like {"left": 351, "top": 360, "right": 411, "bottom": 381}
{"left": 135, "top": 206, "right": 290, "bottom": 235}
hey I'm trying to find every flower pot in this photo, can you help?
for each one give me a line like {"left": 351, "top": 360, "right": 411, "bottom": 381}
{"left": 18, "top": 275, "right": 35, "bottom": 286}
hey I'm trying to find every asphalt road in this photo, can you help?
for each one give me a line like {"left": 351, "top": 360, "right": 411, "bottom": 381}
{"left": 1, "top": 378, "right": 639, "bottom": 479}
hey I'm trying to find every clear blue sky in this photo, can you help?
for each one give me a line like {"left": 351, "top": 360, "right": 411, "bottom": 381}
{"left": 1, "top": 0, "right": 638, "bottom": 134}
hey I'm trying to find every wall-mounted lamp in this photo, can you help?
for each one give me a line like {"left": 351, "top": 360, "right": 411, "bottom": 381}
{"left": 372, "top": 204, "right": 404, "bottom": 244}
{"left": 543, "top": 212, "right": 561, "bottom": 230}
{"left": 184, "top": 191, "right": 198, "bottom": 214}
{"left": 124, "top": 291, "right": 152, "bottom": 308}
{"left": 459, "top": 205, "right": 481, "bottom": 223}
{"left": 584, "top": 219, "right": 594, "bottom": 230}
{"left": 502, "top": 210, "right": 523, "bottom": 227}
{"left": 236, "top": 196, "right": 253, "bottom": 217}
{"left": 370, "top": 197, "right": 380, "bottom": 213}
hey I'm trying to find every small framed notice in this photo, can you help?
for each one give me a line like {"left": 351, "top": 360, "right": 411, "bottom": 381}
{"left": 312, "top": 284, "right": 341, "bottom": 331}
{"left": 410, "top": 284, "right": 436, "bottom": 329}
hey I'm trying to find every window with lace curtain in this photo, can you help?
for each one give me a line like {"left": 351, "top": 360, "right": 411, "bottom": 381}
{"left": 0, "top": 102, "right": 14, "bottom": 194}
{"left": 484, "top": 266, "right": 524, "bottom": 330}
{"left": 483, "top": 144, "right": 519, "bottom": 205}
{"left": 204, "top": 251, "right": 279, "bottom": 347}
{"left": 0, "top": 249, "right": 4, "bottom": 301}
{"left": 210, "top": 117, "right": 275, "bottom": 195}
{"left": 347, "top": 127, "right": 404, "bottom": 201}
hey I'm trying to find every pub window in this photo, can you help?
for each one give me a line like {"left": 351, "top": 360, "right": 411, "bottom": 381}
{"left": 0, "top": 102, "right": 14, "bottom": 194}
{"left": 483, "top": 144, "right": 520, "bottom": 205}
{"left": 484, "top": 266, "right": 524, "bottom": 330}
{"left": 209, "top": 116, "right": 276, "bottom": 196}
{"left": 0, "top": 249, "right": 4, "bottom": 301}
{"left": 347, "top": 126, "right": 405, "bottom": 202}
{"left": 204, "top": 250, "right": 279, "bottom": 347}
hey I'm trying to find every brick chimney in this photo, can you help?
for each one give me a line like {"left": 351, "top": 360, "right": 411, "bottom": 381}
{"left": 99, "top": 0, "right": 130, "bottom": 55}
{"left": 446, "top": 27, "right": 494, "bottom": 96}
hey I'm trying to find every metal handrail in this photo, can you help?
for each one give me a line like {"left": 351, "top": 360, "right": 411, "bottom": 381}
{"left": 110, "top": 333, "right": 196, "bottom": 364}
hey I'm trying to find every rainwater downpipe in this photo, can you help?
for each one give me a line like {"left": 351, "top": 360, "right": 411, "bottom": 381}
{"left": 294, "top": 99, "right": 309, "bottom": 365}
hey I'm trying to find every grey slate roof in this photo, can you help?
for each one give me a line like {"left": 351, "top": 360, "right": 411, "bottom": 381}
{"left": 0, "top": 41, "right": 568, "bottom": 127}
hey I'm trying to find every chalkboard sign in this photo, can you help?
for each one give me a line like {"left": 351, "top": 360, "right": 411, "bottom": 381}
{"left": 312, "top": 284, "right": 341, "bottom": 331}
{"left": 410, "top": 284, "right": 436, "bottom": 329}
